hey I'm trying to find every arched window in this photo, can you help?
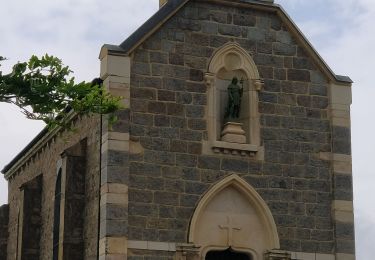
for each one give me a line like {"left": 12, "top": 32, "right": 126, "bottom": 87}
{"left": 52, "top": 168, "right": 62, "bottom": 260}
{"left": 203, "top": 43, "right": 263, "bottom": 157}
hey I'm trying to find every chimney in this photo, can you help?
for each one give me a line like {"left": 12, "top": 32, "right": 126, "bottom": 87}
{"left": 160, "top": 0, "right": 167, "bottom": 7}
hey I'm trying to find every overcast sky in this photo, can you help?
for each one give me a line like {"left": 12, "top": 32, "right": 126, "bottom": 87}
{"left": 0, "top": 0, "right": 372, "bottom": 258}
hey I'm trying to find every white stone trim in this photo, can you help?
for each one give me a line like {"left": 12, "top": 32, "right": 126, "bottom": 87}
{"left": 291, "top": 252, "right": 335, "bottom": 260}
{"left": 336, "top": 253, "right": 355, "bottom": 260}
{"left": 332, "top": 153, "right": 352, "bottom": 175}
{"left": 332, "top": 200, "right": 354, "bottom": 223}
{"left": 100, "top": 55, "right": 131, "bottom": 79}
{"left": 330, "top": 84, "right": 352, "bottom": 106}
{"left": 128, "top": 240, "right": 176, "bottom": 251}
{"left": 188, "top": 174, "right": 280, "bottom": 249}
{"left": 126, "top": 241, "right": 336, "bottom": 260}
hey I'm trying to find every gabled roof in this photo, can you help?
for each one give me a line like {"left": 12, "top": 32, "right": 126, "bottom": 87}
{"left": 100, "top": 0, "right": 352, "bottom": 84}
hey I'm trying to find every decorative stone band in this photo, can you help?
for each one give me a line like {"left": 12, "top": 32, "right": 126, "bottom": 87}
{"left": 127, "top": 240, "right": 335, "bottom": 260}
{"left": 211, "top": 140, "right": 258, "bottom": 156}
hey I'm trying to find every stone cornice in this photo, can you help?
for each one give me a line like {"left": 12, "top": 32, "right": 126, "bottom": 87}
{"left": 2, "top": 111, "right": 78, "bottom": 180}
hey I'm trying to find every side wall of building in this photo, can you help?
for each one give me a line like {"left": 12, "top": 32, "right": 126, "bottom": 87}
{"left": 6, "top": 115, "right": 101, "bottom": 260}
{"left": 0, "top": 204, "right": 9, "bottom": 260}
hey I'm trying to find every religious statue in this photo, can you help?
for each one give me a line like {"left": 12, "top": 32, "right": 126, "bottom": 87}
{"left": 225, "top": 77, "right": 243, "bottom": 120}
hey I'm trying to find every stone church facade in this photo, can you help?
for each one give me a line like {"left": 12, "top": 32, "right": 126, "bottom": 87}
{"left": 0, "top": 0, "right": 355, "bottom": 260}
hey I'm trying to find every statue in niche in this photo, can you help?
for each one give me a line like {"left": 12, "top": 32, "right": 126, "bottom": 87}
{"left": 225, "top": 77, "right": 244, "bottom": 121}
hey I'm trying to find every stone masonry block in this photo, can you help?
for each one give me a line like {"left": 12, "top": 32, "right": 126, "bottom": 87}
{"left": 198, "top": 156, "right": 220, "bottom": 170}
{"left": 100, "top": 219, "right": 128, "bottom": 238}
{"left": 288, "top": 69, "right": 311, "bottom": 82}
{"left": 154, "top": 191, "right": 179, "bottom": 205}
{"left": 221, "top": 158, "right": 248, "bottom": 173}
{"left": 330, "top": 84, "right": 352, "bottom": 106}
{"left": 101, "top": 55, "right": 130, "bottom": 79}
{"left": 101, "top": 204, "right": 128, "bottom": 220}
{"left": 335, "top": 222, "right": 355, "bottom": 240}
{"left": 176, "top": 154, "right": 197, "bottom": 167}
{"left": 273, "top": 43, "right": 296, "bottom": 56}
{"left": 233, "top": 14, "right": 256, "bottom": 26}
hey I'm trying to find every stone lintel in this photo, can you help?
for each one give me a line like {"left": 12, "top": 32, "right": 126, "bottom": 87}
{"left": 332, "top": 200, "right": 354, "bottom": 223}
{"left": 332, "top": 154, "right": 352, "bottom": 175}
{"left": 336, "top": 253, "right": 355, "bottom": 260}
{"left": 103, "top": 77, "right": 130, "bottom": 97}
{"left": 319, "top": 152, "right": 332, "bottom": 161}
{"left": 331, "top": 103, "right": 350, "bottom": 111}
{"left": 102, "top": 139, "right": 130, "bottom": 152}
{"left": 330, "top": 83, "right": 352, "bottom": 128}
{"left": 104, "top": 75, "right": 130, "bottom": 85}
{"left": 100, "top": 193, "right": 128, "bottom": 206}
{"left": 101, "top": 183, "right": 128, "bottom": 195}
{"left": 332, "top": 109, "right": 350, "bottom": 119}
{"left": 99, "top": 237, "right": 127, "bottom": 255}
{"left": 290, "top": 252, "right": 335, "bottom": 260}
{"left": 333, "top": 161, "right": 352, "bottom": 175}
{"left": 333, "top": 200, "right": 353, "bottom": 212}
{"left": 265, "top": 249, "right": 291, "bottom": 259}
{"left": 211, "top": 141, "right": 258, "bottom": 152}
{"left": 332, "top": 117, "right": 351, "bottom": 127}
{"left": 333, "top": 154, "right": 352, "bottom": 162}
{"left": 100, "top": 55, "right": 131, "bottom": 80}
{"left": 99, "top": 253, "right": 127, "bottom": 260}
{"left": 103, "top": 76, "right": 130, "bottom": 107}
{"left": 128, "top": 240, "right": 176, "bottom": 251}
{"left": 330, "top": 83, "right": 352, "bottom": 106}
{"left": 102, "top": 132, "right": 130, "bottom": 143}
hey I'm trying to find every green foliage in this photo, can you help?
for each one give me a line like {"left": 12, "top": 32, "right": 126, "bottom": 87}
{"left": 0, "top": 54, "right": 121, "bottom": 128}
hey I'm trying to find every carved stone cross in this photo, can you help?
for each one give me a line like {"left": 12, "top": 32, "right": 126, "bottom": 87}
{"left": 219, "top": 216, "right": 241, "bottom": 246}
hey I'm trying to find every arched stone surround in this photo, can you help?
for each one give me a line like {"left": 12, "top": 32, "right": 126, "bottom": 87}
{"left": 203, "top": 43, "right": 263, "bottom": 157}
{"left": 188, "top": 174, "right": 280, "bottom": 260}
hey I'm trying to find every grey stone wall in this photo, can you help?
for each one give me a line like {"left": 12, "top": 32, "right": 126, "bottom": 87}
{"left": 0, "top": 204, "right": 9, "bottom": 260}
{"left": 6, "top": 115, "right": 101, "bottom": 260}
{"left": 61, "top": 144, "right": 86, "bottom": 260}
{"left": 129, "top": 1, "right": 335, "bottom": 254}
{"left": 21, "top": 175, "right": 43, "bottom": 260}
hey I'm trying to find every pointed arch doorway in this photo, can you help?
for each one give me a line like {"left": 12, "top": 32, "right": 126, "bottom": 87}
{"left": 188, "top": 175, "right": 280, "bottom": 260}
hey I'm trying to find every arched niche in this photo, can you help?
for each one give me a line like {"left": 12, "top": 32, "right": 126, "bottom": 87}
{"left": 188, "top": 174, "right": 279, "bottom": 260}
{"left": 204, "top": 43, "right": 263, "bottom": 157}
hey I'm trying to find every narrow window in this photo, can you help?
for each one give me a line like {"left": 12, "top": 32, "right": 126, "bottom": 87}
{"left": 52, "top": 169, "right": 62, "bottom": 260}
